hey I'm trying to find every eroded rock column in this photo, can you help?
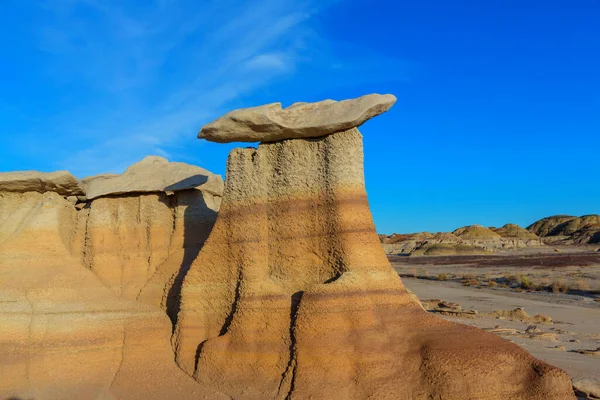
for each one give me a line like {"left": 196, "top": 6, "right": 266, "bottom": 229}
{"left": 173, "top": 94, "right": 575, "bottom": 400}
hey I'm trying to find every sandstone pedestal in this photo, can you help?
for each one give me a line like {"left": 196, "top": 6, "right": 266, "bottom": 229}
{"left": 173, "top": 127, "right": 575, "bottom": 399}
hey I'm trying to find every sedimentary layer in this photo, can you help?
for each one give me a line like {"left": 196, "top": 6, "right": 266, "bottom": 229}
{"left": 0, "top": 171, "right": 222, "bottom": 398}
{"left": 174, "top": 129, "right": 575, "bottom": 399}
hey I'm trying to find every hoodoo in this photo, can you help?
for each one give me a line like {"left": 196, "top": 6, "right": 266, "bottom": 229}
{"left": 174, "top": 95, "right": 575, "bottom": 399}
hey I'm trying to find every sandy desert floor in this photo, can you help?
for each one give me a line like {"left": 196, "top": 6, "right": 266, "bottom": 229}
{"left": 391, "top": 249, "right": 600, "bottom": 389}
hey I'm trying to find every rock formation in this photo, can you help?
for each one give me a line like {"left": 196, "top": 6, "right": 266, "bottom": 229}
{"left": 528, "top": 215, "right": 579, "bottom": 237}
{"left": 174, "top": 95, "right": 575, "bottom": 399}
{"left": 493, "top": 223, "right": 539, "bottom": 239}
{"left": 528, "top": 215, "right": 600, "bottom": 244}
{"left": 0, "top": 158, "right": 224, "bottom": 399}
{"left": 82, "top": 155, "right": 223, "bottom": 199}
{"left": 198, "top": 93, "right": 396, "bottom": 143}
{"left": 0, "top": 170, "right": 84, "bottom": 196}
{"left": 379, "top": 224, "right": 542, "bottom": 255}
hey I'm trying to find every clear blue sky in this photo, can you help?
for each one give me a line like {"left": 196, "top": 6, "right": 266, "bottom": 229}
{"left": 1, "top": 0, "right": 599, "bottom": 234}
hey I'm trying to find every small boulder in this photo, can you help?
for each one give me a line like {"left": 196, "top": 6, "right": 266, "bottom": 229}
{"left": 66, "top": 195, "right": 78, "bottom": 205}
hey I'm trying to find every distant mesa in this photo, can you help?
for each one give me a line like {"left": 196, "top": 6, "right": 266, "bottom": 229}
{"left": 198, "top": 93, "right": 396, "bottom": 143}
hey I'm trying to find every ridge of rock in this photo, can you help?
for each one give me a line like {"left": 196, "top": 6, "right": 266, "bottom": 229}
{"left": 82, "top": 156, "right": 223, "bottom": 199}
{"left": 198, "top": 93, "right": 396, "bottom": 143}
{"left": 0, "top": 170, "right": 84, "bottom": 196}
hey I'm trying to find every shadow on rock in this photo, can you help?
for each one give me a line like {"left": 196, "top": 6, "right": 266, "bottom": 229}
{"left": 162, "top": 179, "right": 219, "bottom": 327}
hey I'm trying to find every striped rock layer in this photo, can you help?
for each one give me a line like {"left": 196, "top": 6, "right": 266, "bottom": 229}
{"left": 0, "top": 188, "right": 224, "bottom": 399}
{"left": 173, "top": 129, "right": 575, "bottom": 399}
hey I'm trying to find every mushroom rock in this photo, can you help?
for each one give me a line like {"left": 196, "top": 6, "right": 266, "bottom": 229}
{"left": 173, "top": 97, "right": 575, "bottom": 399}
{"left": 198, "top": 93, "right": 396, "bottom": 143}
{"left": 0, "top": 170, "right": 84, "bottom": 196}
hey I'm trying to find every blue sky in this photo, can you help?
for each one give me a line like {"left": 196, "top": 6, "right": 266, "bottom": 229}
{"left": 1, "top": 0, "right": 599, "bottom": 234}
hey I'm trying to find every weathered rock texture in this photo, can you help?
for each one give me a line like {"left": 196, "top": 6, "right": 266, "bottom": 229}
{"left": 0, "top": 170, "right": 84, "bottom": 196}
{"left": 198, "top": 93, "right": 396, "bottom": 143}
{"left": 174, "top": 129, "right": 574, "bottom": 399}
{"left": 0, "top": 162, "right": 224, "bottom": 398}
{"left": 528, "top": 215, "right": 600, "bottom": 245}
{"left": 82, "top": 156, "right": 223, "bottom": 199}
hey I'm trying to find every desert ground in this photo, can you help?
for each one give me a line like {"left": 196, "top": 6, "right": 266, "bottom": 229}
{"left": 390, "top": 247, "right": 600, "bottom": 397}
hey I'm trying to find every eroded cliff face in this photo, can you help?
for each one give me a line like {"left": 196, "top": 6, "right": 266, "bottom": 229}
{"left": 173, "top": 129, "right": 575, "bottom": 399}
{"left": 0, "top": 187, "right": 222, "bottom": 399}
{"left": 76, "top": 190, "right": 220, "bottom": 320}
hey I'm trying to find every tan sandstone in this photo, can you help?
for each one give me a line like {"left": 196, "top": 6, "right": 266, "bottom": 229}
{"left": 0, "top": 170, "right": 84, "bottom": 196}
{"left": 198, "top": 93, "right": 396, "bottom": 143}
{"left": 173, "top": 127, "right": 575, "bottom": 399}
{"left": 0, "top": 162, "right": 224, "bottom": 398}
{"left": 82, "top": 155, "right": 223, "bottom": 199}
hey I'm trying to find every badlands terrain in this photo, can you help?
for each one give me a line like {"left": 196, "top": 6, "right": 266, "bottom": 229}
{"left": 0, "top": 94, "right": 587, "bottom": 399}
{"left": 384, "top": 220, "right": 600, "bottom": 399}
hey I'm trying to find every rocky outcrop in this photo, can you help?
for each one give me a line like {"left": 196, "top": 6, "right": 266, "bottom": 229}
{"left": 528, "top": 215, "right": 578, "bottom": 237}
{"left": 198, "top": 93, "right": 396, "bottom": 143}
{"left": 493, "top": 223, "right": 539, "bottom": 239}
{"left": 174, "top": 98, "right": 574, "bottom": 399}
{"left": 527, "top": 215, "right": 600, "bottom": 244}
{"left": 82, "top": 156, "right": 223, "bottom": 199}
{"left": 0, "top": 170, "right": 84, "bottom": 196}
{"left": 0, "top": 159, "right": 224, "bottom": 399}
{"left": 380, "top": 225, "right": 542, "bottom": 255}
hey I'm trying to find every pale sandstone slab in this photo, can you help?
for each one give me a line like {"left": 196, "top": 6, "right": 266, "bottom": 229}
{"left": 198, "top": 93, "right": 396, "bottom": 143}
{"left": 0, "top": 170, "right": 84, "bottom": 196}
{"left": 82, "top": 156, "right": 223, "bottom": 199}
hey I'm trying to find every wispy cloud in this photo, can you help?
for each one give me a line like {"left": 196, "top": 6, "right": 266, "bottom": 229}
{"left": 30, "top": 0, "right": 335, "bottom": 177}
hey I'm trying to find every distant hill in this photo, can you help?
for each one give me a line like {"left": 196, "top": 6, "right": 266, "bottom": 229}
{"left": 452, "top": 225, "right": 501, "bottom": 240}
{"left": 493, "top": 223, "right": 539, "bottom": 239}
{"left": 380, "top": 214, "right": 599, "bottom": 256}
{"left": 527, "top": 214, "right": 600, "bottom": 244}
{"left": 379, "top": 223, "right": 541, "bottom": 256}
